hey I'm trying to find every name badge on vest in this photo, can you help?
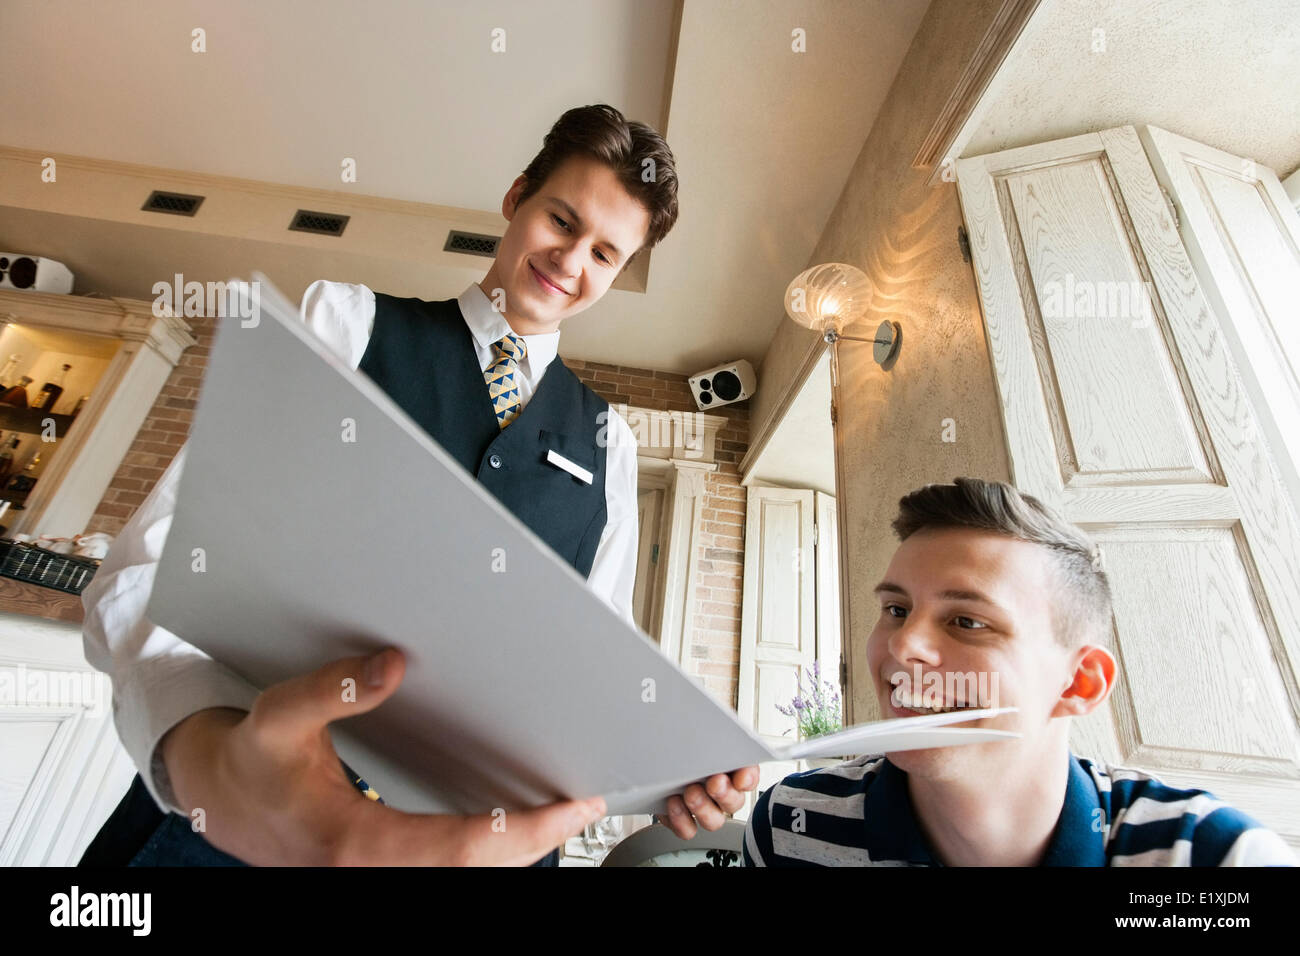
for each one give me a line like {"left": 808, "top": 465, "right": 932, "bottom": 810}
{"left": 546, "top": 448, "right": 594, "bottom": 485}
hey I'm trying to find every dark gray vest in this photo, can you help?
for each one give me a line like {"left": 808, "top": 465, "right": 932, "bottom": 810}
{"left": 358, "top": 293, "right": 610, "bottom": 577}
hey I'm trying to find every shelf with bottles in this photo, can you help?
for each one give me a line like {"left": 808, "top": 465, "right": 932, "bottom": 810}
{"left": 0, "top": 429, "right": 52, "bottom": 513}
{"left": 0, "top": 405, "right": 79, "bottom": 435}
{"left": 0, "top": 361, "right": 84, "bottom": 436}
{"left": 0, "top": 327, "right": 112, "bottom": 439}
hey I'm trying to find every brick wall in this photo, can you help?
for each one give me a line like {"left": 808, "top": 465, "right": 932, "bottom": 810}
{"left": 85, "top": 337, "right": 752, "bottom": 710}
{"left": 564, "top": 360, "right": 749, "bottom": 709}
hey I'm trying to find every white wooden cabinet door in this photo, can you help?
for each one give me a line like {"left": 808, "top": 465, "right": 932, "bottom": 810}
{"left": 957, "top": 126, "right": 1300, "bottom": 849}
{"left": 1141, "top": 126, "right": 1300, "bottom": 507}
{"left": 738, "top": 486, "right": 816, "bottom": 797}
{"left": 0, "top": 613, "right": 135, "bottom": 865}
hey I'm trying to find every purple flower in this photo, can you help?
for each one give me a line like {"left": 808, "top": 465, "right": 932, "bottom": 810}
{"left": 793, "top": 698, "right": 806, "bottom": 710}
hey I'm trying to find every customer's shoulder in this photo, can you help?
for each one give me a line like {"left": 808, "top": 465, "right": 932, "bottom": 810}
{"left": 765, "top": 755, "right": 888, "bottom": 806}
{"left": 1084, "top": 757, "right": 1229, "bottom": 812}
{"left": 744, "top": 757, "right": 888, "bottom": 867}
{"left": 1082, "top": 757, "right": 1296, "bottom": 866}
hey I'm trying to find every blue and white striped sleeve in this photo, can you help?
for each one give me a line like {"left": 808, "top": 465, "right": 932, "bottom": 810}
{"left": 1200, "top": 810, "right": 1298, "bottom": 866}
{"left": 743, "top": 786, "right": 777, "bottom": 866}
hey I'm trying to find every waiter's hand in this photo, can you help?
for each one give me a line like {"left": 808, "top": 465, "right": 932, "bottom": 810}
{"left": 160, "top": 647, "right": 605, "bottom": 865}
{"left": 656, "top": 766, "right": 759, "bottom": 839}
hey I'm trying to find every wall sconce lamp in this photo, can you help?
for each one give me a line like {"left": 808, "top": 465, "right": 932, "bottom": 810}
{"left": 783, "top": 262, "right": 901, "bottom": 369}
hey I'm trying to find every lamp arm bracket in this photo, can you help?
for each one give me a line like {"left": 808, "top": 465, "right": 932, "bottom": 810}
{"left": 824, "top": 331, "right": 889, "bottom": 344}
{"left": 822, "top": 320, "right": 902, "bottom": 369}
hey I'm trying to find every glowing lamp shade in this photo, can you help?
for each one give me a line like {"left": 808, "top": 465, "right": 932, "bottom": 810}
{"left": 783, "top": 262, "right": 873, "bottom": 334}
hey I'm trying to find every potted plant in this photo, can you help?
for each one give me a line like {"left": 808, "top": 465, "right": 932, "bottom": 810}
{"left": 775, "top": 661, "right": 845, "bottom": 768}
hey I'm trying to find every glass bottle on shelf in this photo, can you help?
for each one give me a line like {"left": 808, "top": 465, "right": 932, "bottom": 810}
{"left": 0, "top": 354, "right": 22, "bottom": 390}
{"left": 33, "top": 364, "right": 72, "bottom": 412}
{"left": 0, "top": 376, "right": 33, "bottom": 408}
{"left": 0, "top": 437, "right": 18, "bottom": 489}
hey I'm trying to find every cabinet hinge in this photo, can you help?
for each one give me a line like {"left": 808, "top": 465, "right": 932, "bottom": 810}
{"left": 1160, "top": 187, "right": 1180, "bottom": 230}
{"left": 957, "top": 225, "right": 972, "bottom": 264}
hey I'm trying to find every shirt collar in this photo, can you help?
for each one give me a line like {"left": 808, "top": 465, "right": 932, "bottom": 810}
{"left": 862, "top": 759, "right": 938, "bottom": 865}
{"left": 1038, "top": 753, "right": 1107, "bottom": 866}
{"left": 863, "top": 753, "right": 1106, "bottom": 867}
{"left": 457, "top": 283, "right": 560, "bottom": 373}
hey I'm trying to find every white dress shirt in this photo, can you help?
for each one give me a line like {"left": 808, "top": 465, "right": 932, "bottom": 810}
{"left": 80, "top": 280, "right": 640, "bottom": 814}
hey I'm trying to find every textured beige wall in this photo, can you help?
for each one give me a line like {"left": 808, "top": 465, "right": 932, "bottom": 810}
{"left": 755, "top": 0, "right": 1014, "bottom": 724}
{"left": 965, "top": 0, "right": 1300, "bottom": 177}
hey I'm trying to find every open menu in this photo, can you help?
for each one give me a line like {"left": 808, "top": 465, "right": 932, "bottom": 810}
{"left": 145, "top": 274, "right": 1018, "bottom": 815}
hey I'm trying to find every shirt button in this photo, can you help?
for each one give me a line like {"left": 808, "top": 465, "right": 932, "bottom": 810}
{"left": 488, "top": 454, "right": 502, "bottom": 469}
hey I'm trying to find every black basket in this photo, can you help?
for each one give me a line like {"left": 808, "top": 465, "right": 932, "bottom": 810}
{"left": 0, "top": 539, "right": 101, "bottom": 594}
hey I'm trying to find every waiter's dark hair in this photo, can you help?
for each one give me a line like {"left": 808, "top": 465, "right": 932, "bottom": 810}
{"left": 892, "top": 477, "right": 1113, "bottom": 649}
{"left": 517, "top": 104, "right": 679, "bottom": 259}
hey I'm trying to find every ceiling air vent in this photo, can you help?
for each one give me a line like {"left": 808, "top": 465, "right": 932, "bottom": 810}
{"left": 444, "top": 231, "right": 501, "bottom": 258}
{"left": 289, "top": 210, "right": 350, "bottom": 236}
{"left": 142, "top": 190, "right": 204, "bottom": 216}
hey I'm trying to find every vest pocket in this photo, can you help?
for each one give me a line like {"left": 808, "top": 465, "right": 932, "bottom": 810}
{"left": 537, "top": 428, "right": 597, "bottom": 480}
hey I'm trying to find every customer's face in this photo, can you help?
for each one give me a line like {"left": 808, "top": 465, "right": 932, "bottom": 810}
{"left": 865, "top": 527, "right": 1080, "bottom": 779}
{"left": 485, "top": 154, "right": 650, "bottom": 333}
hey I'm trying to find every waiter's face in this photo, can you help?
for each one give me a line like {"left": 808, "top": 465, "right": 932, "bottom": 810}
{"left": 487, "top": 154, "right": 651, "bottom": 334}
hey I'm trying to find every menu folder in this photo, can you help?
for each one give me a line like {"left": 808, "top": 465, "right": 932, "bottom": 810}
{"left": 145, "top": 274, "right": 1019, "bottom": 815}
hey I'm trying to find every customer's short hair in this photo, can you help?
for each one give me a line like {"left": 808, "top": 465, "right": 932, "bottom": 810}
{"left": 892, "top": 477, "right": 1113, "bottom": 648}
{"left": 517, "top": 104, "right": 679, "bottom": 258}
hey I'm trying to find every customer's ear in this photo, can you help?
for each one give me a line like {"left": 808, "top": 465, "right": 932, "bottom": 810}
{"left": 1052, "top": 645, "right": 1116, "bottom": 718}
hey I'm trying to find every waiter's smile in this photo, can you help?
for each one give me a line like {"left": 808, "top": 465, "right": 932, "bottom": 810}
{"left": 529, "top": 260, "right": 572, "bottom": 296}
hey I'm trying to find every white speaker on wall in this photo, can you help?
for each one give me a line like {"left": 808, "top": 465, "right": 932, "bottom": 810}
{"left": 688, "top": 359, "right": 756, "bottom": 410}
{"left": 0, "top": 255, "right": 74, "bottom": 294}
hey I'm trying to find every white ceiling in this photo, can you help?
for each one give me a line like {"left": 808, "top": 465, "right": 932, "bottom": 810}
{"left": 964, "top": 0, "right": 1300, "bottom": 177}
{"left": 0, "top": 0, "right": 932, "bottom": 374}
{"left": 3, "top": 0, "right": 675, "bottom": 211}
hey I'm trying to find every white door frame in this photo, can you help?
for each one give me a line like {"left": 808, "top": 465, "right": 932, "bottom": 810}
{"left": 615, "top": 403, "right": 728, "bottom": 666}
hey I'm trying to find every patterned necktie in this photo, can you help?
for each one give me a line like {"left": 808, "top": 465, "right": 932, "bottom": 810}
{"left": 484, "top": 333, "right": 528, "bottom": 429}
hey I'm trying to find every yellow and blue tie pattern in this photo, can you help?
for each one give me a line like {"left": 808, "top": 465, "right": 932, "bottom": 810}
{"left": 484, "top": 333, "right": 527, "bottom": 429}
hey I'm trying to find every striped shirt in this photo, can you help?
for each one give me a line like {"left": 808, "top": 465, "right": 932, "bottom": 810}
{"left": 743, "top": 753, "right": 1297, "bottom": 867}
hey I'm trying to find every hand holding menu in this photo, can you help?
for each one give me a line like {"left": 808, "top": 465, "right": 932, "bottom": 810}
{"left": 145, "top": 275, "right": 1017, "bottom": 815}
